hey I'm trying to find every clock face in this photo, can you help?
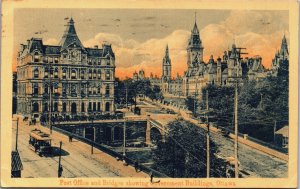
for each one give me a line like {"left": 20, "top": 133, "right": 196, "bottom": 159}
{"left": 70, "top": 50, "right": 80, "bottom": 61}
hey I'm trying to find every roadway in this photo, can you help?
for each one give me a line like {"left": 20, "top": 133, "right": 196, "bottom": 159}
{"left": 12, "top": 116, "right": 149, "bottom": 178}
{"left": 141, "top": 99, "right": 288, "bottom": 178}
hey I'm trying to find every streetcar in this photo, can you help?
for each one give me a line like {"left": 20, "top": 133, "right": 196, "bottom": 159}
{"left": 29, "top": 129, "right": 52, "bottom": 156}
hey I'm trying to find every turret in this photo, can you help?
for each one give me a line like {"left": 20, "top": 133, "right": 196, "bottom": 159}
{"left": 162, "top": 44, "right": 172, "bottom": 81}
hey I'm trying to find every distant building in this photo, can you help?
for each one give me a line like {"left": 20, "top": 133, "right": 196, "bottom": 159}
{"left": 13, "top": 72, "right": 17, "bottom": 114}
{"left": 275, "top": 125, "right": 288, "bottom": 149}
{"left": 271, "top": 35, "right": 289, "bottom": 76}
{"left": 16, "top": 18, "right": 116, "bottom": 120}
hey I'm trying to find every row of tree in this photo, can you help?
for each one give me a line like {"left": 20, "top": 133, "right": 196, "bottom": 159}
{"left": 193, "top": 60, "right": 289, "bottom": 143}
{"left": 114, "top": 78, "right": 164, "bottom": 109}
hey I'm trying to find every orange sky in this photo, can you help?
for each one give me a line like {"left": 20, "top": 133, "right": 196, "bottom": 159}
{"left": 12, "top": 10, "right": 289, "bottom": 79}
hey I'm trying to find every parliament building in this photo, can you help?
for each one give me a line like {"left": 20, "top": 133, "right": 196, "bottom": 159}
{"left": 16, "top": 18, "right": 116, "bottom": 120}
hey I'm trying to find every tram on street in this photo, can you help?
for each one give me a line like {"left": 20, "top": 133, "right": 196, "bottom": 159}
{"left": 29, "top": 129, "right": 52, "bottom": 156}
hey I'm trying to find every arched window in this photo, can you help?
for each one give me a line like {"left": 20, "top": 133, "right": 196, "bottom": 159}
{"left": 71, "top": 103, "right": 77, "bottom": 114}
{"left": 43, "top": 56, "right": 48, "bottom": 63}
{"left": 44, "top": 67, "right": 49, "bottom": 78}
{"left": 105, "top": 70, "right": 110, "bottom": 80}
{"left": 88, "top": 70, "right": 92, "bottom": 79}
{"left": 33, "top": 68, "right": 39, "bottom": 78}
{"left": 71, "top": 84, "right": 77, "bottom": 96}
{"left": 93, "top": 102, "right": 96, "bottom": 111}
{"left": 34, "top": 52, "right": 39, "bottom": 62}
{"left": 53, "top": 83, "right": 59, "bottom": 93}
{"left": 62, "top": 68, "right": 67, "bottom": 79}
{"left": 93, "top": 86, "right": 97, "bottom": 94}
{"left": 105, "top": 102, "right": 110, "bottom": 112}
{"left": 105, "top": 85, "right": 110, "bottom": 97}
{"left": 81, "top": 70, "right": 85, "bottom": 79}
{"left": 71, "top": 69, "right": 76, "bottom": 79}
{"left": 54, "top": 57, "right": 59, "bottom": 63}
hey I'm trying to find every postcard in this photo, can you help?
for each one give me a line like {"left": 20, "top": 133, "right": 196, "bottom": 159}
{"left": 1, "top": 0, "right": 298, "bottom": 188}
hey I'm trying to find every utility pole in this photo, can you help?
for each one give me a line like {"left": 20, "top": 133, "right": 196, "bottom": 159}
{"left": 123, "top": 118, "right": 126, "bottom": 163}
{"left": 49, "top": 65, "right": 53, "bottom": 134}
{"left": 15, "top": 118, "right": 19, "bottom": 151}
{"left": 58, "top": 141, "right": 62, "bottom": 177}
{"left": 234, "top": 78, "right": 239, "bottom": 178}
{"left": 206, "top": 90, "right": 210, "bottom": 178}
{"left": 194, "top": 83, "right": 198, "bottom": 116}
{"left": 273, "top": 120, "right": 277, "bottom": 143}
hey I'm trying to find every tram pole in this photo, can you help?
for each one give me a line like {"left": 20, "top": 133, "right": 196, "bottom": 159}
{"left": 15, "top": 118, "right": 19, "bottom": 151}
{"left": 58, "top": 141, "right": 63, "bottom": 177}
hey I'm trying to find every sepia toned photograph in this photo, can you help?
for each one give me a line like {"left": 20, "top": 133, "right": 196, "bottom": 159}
{"left": 1, "top": 0, "right": 298, "bottom": 188}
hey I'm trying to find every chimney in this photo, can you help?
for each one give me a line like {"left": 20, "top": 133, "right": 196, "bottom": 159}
{"left": 94, "top": 45, "right": 98, "bottom": 49}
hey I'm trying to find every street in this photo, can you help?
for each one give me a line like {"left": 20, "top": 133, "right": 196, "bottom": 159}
{"left": 12, "top": 117, "right": 149, "bottom": 178}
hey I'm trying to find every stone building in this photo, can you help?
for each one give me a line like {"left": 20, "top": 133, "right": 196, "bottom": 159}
{"left": 182, "top": 18, "right": 276, "bottom": 98}
{"left": 16, "top": 18, "right": 116, "bottom": 120}
{"left": 271, "top": 35, "right": 289, "bottom": 76}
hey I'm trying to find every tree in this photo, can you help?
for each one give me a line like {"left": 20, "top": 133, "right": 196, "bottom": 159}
{"left": 152, "top": 120, "right": 226, "bottom": 178}
{"left": 185, "top": 96, "right": 198, "bottom": 115}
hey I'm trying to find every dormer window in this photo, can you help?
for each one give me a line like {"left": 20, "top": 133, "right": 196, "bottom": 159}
{"left": 34, "top": 52, "right": 39, "bottom": 62}
{"left": 106, "top": 60, "right": 110, "bottom": 66}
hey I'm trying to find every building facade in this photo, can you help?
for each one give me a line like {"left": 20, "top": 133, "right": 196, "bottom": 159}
{"left": 17, "top": 18, "right": 116, "bottom": 120}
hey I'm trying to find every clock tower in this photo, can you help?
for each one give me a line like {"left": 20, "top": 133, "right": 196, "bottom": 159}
{"left": 187, "top": 18, "right": 203, "bottom": 68}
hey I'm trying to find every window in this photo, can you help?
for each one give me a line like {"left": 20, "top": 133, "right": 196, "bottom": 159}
{"left": 93, "top": 86, "right": 97, "bottom": 94}
{"left": 97, "top": 102, "right": 101, "bottom": 112}
{"left": 81, "top": 102, "right": 85, "bottom": 112}
{"left": 62, "top": 103, "right": 67, "bottom": 112}
{"left": 106, "top": 60, "right": 110, "bottom": 66}
{"left": 43, "top": 103, "right": 48, "bottom": 112}
{"left": 44, "top": 84, "right": 49, "bottom": 94}
{"left": 88, "top": 85, "right": 92, "bottom": 95}
{"left": 33, "top": 68, "right": 39, "bottom": 78}
{"left": 34, "top": 52, "right": 39, "bottom": 62}
{"left": 93, "top": 102, "right": 96, "bottom": 111}
{"left": 97, "top": 85, "right": 101, "bottom": 94}
{"left": 88, "top": 102, "right": 92, "bottom": 112}
{"left": 53, "top": 102, "right": 58, "bottom": 112}
{"left": 54, "top": 57, "right": 59, "bottom": 63}
{"left": 71, "top": 69, "right": 76, "bottom": 79}
{"left": 93, "top": 70, "right": 97, "bottom": 79}
{"left": 32, "top": 102, "right": 39, "bottom": 112}
{"left": 54, "top": 68, "right": 58, "bottom": 78}
{"left": 81, "top": 70, "right": 85, "bottom": 79}
{"left": 71, "top": 84, "right": 76, "bottom": 95}
{"left": 97, "top": 70, "right": 101, "bottom": 79}
{"left": 62, "top": 84, "right": 67, "bottom": 96}
{"left": 33, "top": 84, "right": 39, "bottom": 95}
{"left": 49, "top": 57, "right": 53, "bottom": 63}
{"left": 62, "top": 69, "right": 67, "bottom": 79}
{"left": 43, "top": 57, "right": 48, "bottom": 63}
{"left": 88, "top": 70, "right": 92, "bottom": 79}
{"left": 105, "top": 70, "right": 110, "bottom": 80}
{"left": 44, "top": 68, "right": 49, "bottom": 78}
{"left": 50, "top": 68, "right": 54, "bottom": 78}
{"left": 105, "top": 85, "right": 110, "bottom": 97}
{"left": 105, "top": 102, "right": 110, "bottom": 112}
{"left": 98, "top": 59, "right": 101, "bottom": 65}
{"left": 53, "top": 83, "right": 58, "bottom": 93}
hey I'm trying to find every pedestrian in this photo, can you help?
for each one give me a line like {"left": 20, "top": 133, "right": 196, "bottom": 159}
{"left": 58, "top": 165, "right": 63, "bottom": 177}
{"left": 69, "top": 134, "right": 73, "bottom": 142}
{"left": 134, "top": 161, "right": 139, "bottom": 172}
{"left": 150, "top": 171, "right": 154, "bottom": 183}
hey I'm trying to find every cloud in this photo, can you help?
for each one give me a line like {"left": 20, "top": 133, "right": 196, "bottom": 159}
{"left": 83, "top": 30, "right": 190, "bottom": 79}
{"left": 44, "top": 38, "right": 59, "bottom": 45}
{"left": 200, "top": 10, "right": 288, "bottom": 68}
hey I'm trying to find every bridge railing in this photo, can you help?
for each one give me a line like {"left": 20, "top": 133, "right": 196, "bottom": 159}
{"left": 52, "top": 126, "right": 169, "bottom": 178}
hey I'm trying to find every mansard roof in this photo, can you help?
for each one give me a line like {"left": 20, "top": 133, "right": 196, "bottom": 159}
{"left": 44, "top": 45, "right": 61, "bottom": 55}
{"left": 86, "top": 48, "right": 103, "bottom": 57}
{"left": 59, "top": 18, "right": 86, "bottom": 52}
